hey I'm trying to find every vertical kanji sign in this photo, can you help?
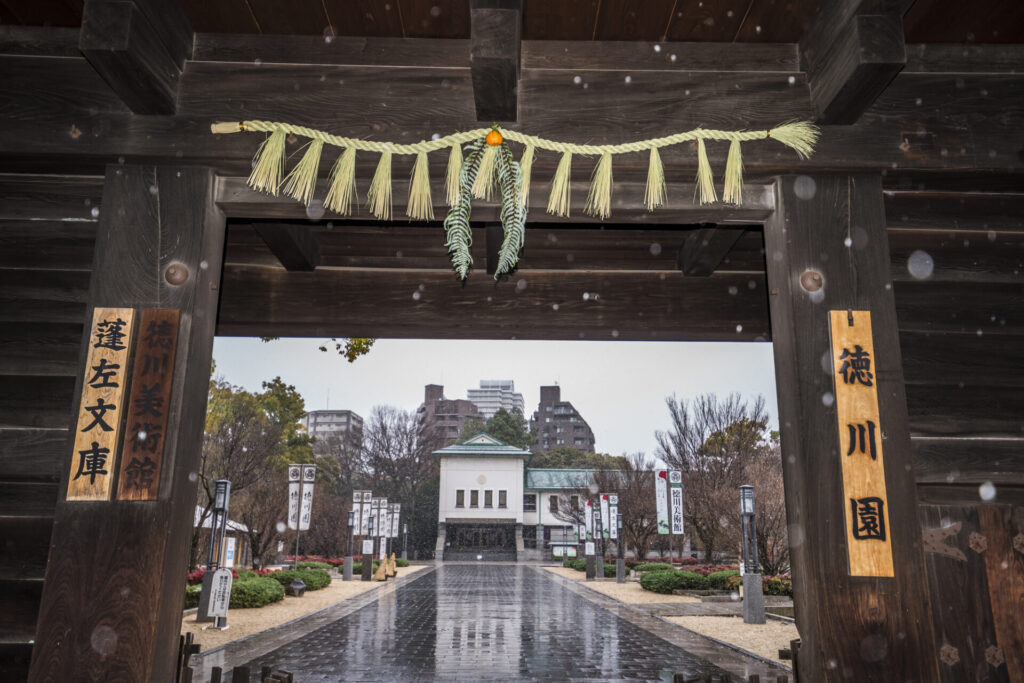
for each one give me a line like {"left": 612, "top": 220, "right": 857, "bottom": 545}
{"left": 829, "top": 310, "right": 894, "bottom": 577}
{"left": 608, "top": 494, "right": 618, "bottom": 541}
{"left": 600, "top": 494, "right": 611, "bottom": 539}
{"left": 299, "top": 464, "right": 316, "bottom": 531}
{"left": 584, "top": 500, "right": 594, "bottom": 540}
{"left": 669, "top": 471, "right": 684, "bottom": 534}
{"left": 117, "top": 309, "right": 179, "bottom": 500}
{"left": 287, "top": 465, "right": 301, "bottom": 529}
{"left": 352, "top": 491, "right": 363, "bottom": 534}
{"left": 67, "top": 307, "right": 136, "bottom": 501}
{"left": 655, "top": 470, "right": 670, "bottom": 534}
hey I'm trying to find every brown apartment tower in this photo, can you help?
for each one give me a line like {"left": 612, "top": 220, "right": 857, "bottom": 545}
{"left": 417, "top": 384, "right": 483, "bottom": 448}
{"left": 530, "top": 385, "right": 596, "bottom": 452}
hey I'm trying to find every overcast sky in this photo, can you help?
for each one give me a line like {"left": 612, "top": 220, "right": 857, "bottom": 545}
{"left": 211, "top": 337, "right": 780, "bottom": 460}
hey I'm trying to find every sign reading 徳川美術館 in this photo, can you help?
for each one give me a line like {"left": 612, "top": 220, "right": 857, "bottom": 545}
{"left": 117, "top": 309, "right": 179, "bottom": 501}
{"left": 67, "top": 307, "right": 136, "bottom": 501}
{"left": 829, "top": 310, "right": 894, "bottom": 578}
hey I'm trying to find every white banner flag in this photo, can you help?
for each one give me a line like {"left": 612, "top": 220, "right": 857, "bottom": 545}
{"left": 287, "top": 465, "right": 301, "bottom": 530}
{"left": 584, "top": 500, "right": 594, "bottom": 540}
{"left": 391, "top": 503, "right": 401, "bottom": 537}
{"left": 361, "top": 493, "right": 372, "bottom": 536}
{"left": 377, "top": 498, "right": 388, "bottom": 536}
{"left": 299, "top": 465, "right": 316, "bottom": 531}
{"left": 669, "top": 471, "right": 684, "bottom": 535}
{"left": 655, "top": 470, "right": 670, "bottom": 535}
{"left": 600, "top": 493, "right": 611, "bottom": 539}
{"left": 609, "top": 494, "right": 619, "bottom": 540}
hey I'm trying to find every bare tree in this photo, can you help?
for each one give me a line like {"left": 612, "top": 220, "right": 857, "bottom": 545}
{"left": 748, "top": 435, "right": 789, "bottom": 574}
{"left": 599, "top": 453, "right": 660, "bottom": 561}
{"left": 232, "top": 474, "right": 289, "bottom": 568}
{"left": 655, "top": 393, "right": 769, "bottom": 562}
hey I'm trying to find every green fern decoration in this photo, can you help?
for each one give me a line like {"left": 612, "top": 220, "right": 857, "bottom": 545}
{"left": 443, "top": 139, "right": 485, "bottom": 279}
{"left": 443, "top": 137, "right": 530, "bottom": 280}
{"left": 493, "top": 143, "right": 527, "bottom": 279}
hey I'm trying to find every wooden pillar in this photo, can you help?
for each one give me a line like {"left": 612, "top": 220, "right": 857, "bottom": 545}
{"left": 29, "top": 165, "right": 225, "bottom": 681}
{"left": 764, "top": 174, "right": 938, "bottom": 680}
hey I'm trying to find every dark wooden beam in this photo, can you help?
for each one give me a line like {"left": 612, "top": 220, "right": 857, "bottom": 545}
{"left": 800, "top": 0, "right": 907, "bottom": 124}
{"left": 912, "top": 436, "right": 1024, "bottom": 485}
{"left": 78, "top": 0, "right": 193, "bottom": 114}
{"left": 29, "top": 165, "right": 225, "bottom": 681}
{"left": 764, "top": 174, "right": 938, "bottom": 679}
{"left": 470, "top": 0, "right": 521, "bottom": 121}
{"left": 485, "top": 223, "right": 502, "bottom": 275}
{"left": 216, "top": 266, "right": 772, "bottom": 341}
{"left": 677, "top": 226, "right": 746, "bottom": 276}
{"left": 252, "top": 221, "right": 320, "bottom": 271}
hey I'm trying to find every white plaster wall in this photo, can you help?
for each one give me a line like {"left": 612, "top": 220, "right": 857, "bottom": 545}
{"left": 438, "top": 456, "right": 525, "bottom": 522}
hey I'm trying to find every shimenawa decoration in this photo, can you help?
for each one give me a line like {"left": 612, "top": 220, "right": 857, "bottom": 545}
{"left": 211, "top": 119, "right": 819, "bottom": 279}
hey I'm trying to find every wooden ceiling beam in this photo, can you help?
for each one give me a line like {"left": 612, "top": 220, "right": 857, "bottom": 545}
{"left": 800, "top": 0, "right": 907, "bottom": 124}
{"left": 470, "top": 0, "right": 522, "bottom": 122}
{"left": 677, "top": 226, "right": 747, "bottom": 276}
{"left": 78, "top": 0, "right": 193, "bottom": 114}
{"left": 252, "top": 221, "right": 321, "bottom": 271}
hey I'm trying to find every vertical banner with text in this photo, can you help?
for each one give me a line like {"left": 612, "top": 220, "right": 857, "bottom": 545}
{"left": 584, "top": 500, "right": 594, "bottom": 540}
{"left": 392, "top": 503, "right": 401, "bottom": 538}
{"left": 600, "top": 494, "right": 611, "bottom": 539}
{"left": 829, "top": 310, "right": 894, "bottom": 577}
{"left": 117, "top": 309, "right": 179, "bottom": 500}
{"left": 287, "top": 465, "right": 301, "bottom": 530}
{"left": 608, "top": 494, "right": 619, "bottom": 540}
{"left": 655, "top": 470, "right": 670, "bottom": 534}
{"left": 299, "top": 464, "right": 316, "bottom": 531}
{"left": 67, "top": 307, "right": 136, "bottom": 501}
{"left": 669, "top": 471, "right": 684, "bottom": 535}
{"left": 352, "top": 491, "right": 363, "bottom": 534}
{"left": 361, "top": 493, "right": 373, "bottom": 536}
{"left": 377, "top": 498, "right": 388, "bottom": 537}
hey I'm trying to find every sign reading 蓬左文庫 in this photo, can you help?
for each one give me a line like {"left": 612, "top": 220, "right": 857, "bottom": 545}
{"left": 67, "top": 307, "right": 136, "bottom": 501}
{"left": 116, "top": 309, "right": 179, "bottom": 501}
{"left": 829, "top": 310, "right": 894, "bottom": 578}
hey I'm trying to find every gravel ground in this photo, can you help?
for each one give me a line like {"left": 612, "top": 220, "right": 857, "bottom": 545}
{"left": 181, "top": 565, "right": 429, "bottom": 651}
{"left": 665, "top": 616, "right": 798, "bottom": 665}
{"left": 543, "top": 566, "right": 700, "bottom": 604}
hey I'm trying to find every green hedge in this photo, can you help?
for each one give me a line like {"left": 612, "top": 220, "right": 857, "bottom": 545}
{"left": 570, "top": 559, "right": 587, "bottom": 571}
{"left": 268, "top": 568, "right": 332, "bottom": 591}
{"left": 235, "top": 568, "right": 257, "bottom": 580}
{"left": 396, "top": 558, "right": 410, "bottom": 567}
{"left": 639, "top": 569, "right": 711, "bottom": 594}
{"left": 707, "top": 570, "right": 740, "bottom": 590}
{"left": 634, "top": 562, "right": 673, "bottom": 572}
{"left": 350, "top": 560, "right": 382, "bottom": 574}
{"left": 184, "top": 584, "right": 201, "bottom": 609}
{"left": 231, "top": 577, "right": 285, "bottom": 608}
{"left": 296, "top": 561, "right": 333, "bottom": 570}
{"left": 639, "top": 570, "right": 681, "bottom": 594}
{"left": 603, "top": 563, "right": 617, "bottom": 578}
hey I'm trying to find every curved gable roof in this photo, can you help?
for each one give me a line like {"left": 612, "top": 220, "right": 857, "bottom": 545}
{"left": 432, "top": 432, "right": 532, "bottom": 459}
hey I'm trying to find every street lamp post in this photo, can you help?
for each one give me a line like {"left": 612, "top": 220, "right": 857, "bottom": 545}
{"left": 362, "top": 514, "right": 374, "bottom": 581}
{"left": 343, "top": 510, "right": 355, "bottom": 581}
{"left": 740, "top": 485, "right": 765, "bottom": 624}
{"left": 402, "top": 523, "right": 409, "bottom": 561}
{"left": 616, "top": 513, "right": 626, "bottom": 583}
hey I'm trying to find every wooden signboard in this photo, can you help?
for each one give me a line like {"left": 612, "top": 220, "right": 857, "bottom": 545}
{"left": 829, "top": 310, "right": 894, "bottom": 577}
{"left": 116, "top": 309, "right": 180, "bottom": 501}
{"left": 67, "top": 307, "right": 136, "bottom": 501}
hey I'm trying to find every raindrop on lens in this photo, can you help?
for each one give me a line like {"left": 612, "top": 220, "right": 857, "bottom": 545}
{"left": 305, "top": 199, "right": 325, "bottom": 220}
{"left": 573, "top": 75, "right": 582, "bottom": 85}
{"left": 148, "top": 185, "right": 158, "bottom": 195}
{"left": 552, "top": 303, "right": 559, "bottom": 311}
{"left": 90, "top": 207, "right": 100, "bottom": 218}
{"left": 611, "top": 329, "right": 619, "bottom": 338}
{"left": 276, "top": 521, "right": 287, "bottom": 533}
{"left": 736, "top": 324, "right": 743, "bottom": 333}
{"left": 979, "top": 481, "right": 996, "bottom": 500}
{"left": 843, "top": 237, "right": 852, "bottom": 247}
{"left": 624, "top": 75, "right": 632, "bottom": 84}
{"left": 793, "top": 175, "right": 816, "bottom": 200}
{"left": 649, "top": 243, "right": 662, "bottom": 255}
{"left": 728, "top": 286, "right": 738, "bottom": 296}
{"left": 412, "top": 291, "right": 421, "bottom": 301}
{"left": 787, "top": 76, "right": 796, "bottom": 85}
{"left": 653, "top": 44, "right": 662, "bottom": 53}
{"left": 188, "top": 472, "right": 198, "bottom": 482}
{"left": 907, "top": 250, "right": 934, "bottom": 279}
{"left": 822, "top": 392, "right": 835, "bottom": 407}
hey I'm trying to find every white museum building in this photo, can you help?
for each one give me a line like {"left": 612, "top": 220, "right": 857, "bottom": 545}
{"left": 434, "top": 433, "right": 594, "bottom": 561}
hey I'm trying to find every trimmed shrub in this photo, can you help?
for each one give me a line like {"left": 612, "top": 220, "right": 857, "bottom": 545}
{"left": 235, "top": 568, "right": 257, "bottom": 580}
{"left": 268, "top": 568, "right": 332, "bottom": 591}
{"left": 396, "top": 558, "right": 410, "bottom": 567}
{"left": 707, "top": 570, "right": 740, "bottom": 590}
{"left": 640, "top": 570, "right": 681, "bottom": 594}
{"left": 230, "top": 577, "right": 285, "bottom": 608}
{"left": 678, "top": 557, "right": 699, "bottom": 565}
{"left": 349, "top": 560, "right": 382, "bottom": 575}
{"left": 297, "top": 561, "right": 333, "bottom": 570}
{"left": 634, "top": 562, "right": 672, "bottom": 572}
{"left": 674, "top": 570, "right": 710, "bottom": 590}
{"left": 184, "top": 584, "right": 201, "bottom": 609}
{"left": 726, "top": 574, "right": 742, "bottom": 591}
{"left": 603, "top": 563, "right": 617, "bottom": 578}
{"left": 764, "top": 575, "right": 794, "bottom": 597}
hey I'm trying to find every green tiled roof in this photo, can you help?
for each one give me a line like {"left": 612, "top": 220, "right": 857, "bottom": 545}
{"left": 524, "top": 468, "right": 595, "bottom": 490}
{"left": 432, "top": 432, "right": 533, "bottom": 458}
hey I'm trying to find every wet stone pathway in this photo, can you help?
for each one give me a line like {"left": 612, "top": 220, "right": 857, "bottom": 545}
{"left": 241, "top": 564, "right": 745, "bottom": 681}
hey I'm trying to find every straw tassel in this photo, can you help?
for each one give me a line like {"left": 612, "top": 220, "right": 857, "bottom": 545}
{"left": 546, "top": 151, "right": 572, "bottom": 217}
{"left": 723, "top": 139, "right": 744, "bottom": 205}
{"left": 325, "top": 147, "right": 358, "bottom": 215}
{"left": 445, "top": 143, "right": 463, "bottom": 206}
{"left": 406, "top": 150, "right": 434, "bottom": 221}
{"left": 695, "top": 138, "right": 717, "bottom": 205}
{"left": 471, "top": 144, "right": 498, "bottom": 200}
{"left": 768, "top": 121, "right": 820, "bottom": 159}
{"left": 367, "top": 151, "right": 393, "bottom": 220}
{"left": 247, "top": 128, "right": 287, "bottom": 195}
{"left": 519, "top": 144, "right": 535, "bottom": 208}
{"left": 585, "top": 152, "right": 613, "bottom": 219}
{"left": 281, "top": 139, "right": 324, "bottom": 206}
{"left": 644, "top": 148, "right": 666, "bottom": 211}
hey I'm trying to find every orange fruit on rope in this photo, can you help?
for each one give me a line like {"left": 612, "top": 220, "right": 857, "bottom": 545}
{"left": 486, "top": 130, "right": 503, "bottom": 146}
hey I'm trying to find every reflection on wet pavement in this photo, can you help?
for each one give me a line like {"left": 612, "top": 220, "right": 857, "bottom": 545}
{"left": 244, "top": 564, "right": 735, "bottom": 681}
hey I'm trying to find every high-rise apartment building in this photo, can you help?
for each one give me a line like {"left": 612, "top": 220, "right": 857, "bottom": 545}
{"left": 530, "top": 385, "right": 596, "bottom": 452}
{"left": 304, "top": 409, "right": 363, "bottom": 453}
{"left": 417, "top": 384, "right": 482, "bottom": 447}
{"left": 466, "top": 380, "right": 525, "bottom": 420}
